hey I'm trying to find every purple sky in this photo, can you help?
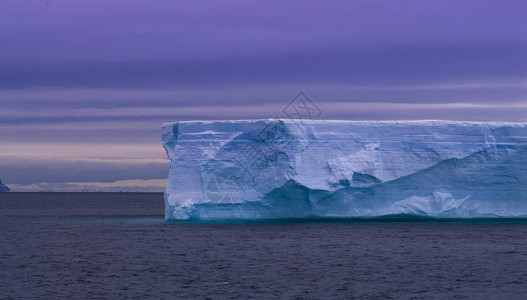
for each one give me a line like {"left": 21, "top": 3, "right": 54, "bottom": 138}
{"left": 1, "top": 0, "right": 526, "bottom": 191}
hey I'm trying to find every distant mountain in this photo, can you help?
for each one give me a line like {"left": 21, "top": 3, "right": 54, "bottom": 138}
{"left": 0, "top": 179, "right": 10, "bottom": 192}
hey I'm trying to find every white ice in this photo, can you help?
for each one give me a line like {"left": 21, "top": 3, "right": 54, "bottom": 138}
{"left": 162, "top": 119, "right": 527, "bottom": 220}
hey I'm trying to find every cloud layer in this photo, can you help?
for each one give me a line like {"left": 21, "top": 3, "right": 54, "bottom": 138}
{"left": 1, "top": 0, "right": 526, "bottom": 190}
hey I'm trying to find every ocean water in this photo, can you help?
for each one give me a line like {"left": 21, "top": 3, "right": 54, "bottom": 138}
{"left": 1, "top": 193, "right": 527, "bottom": 299}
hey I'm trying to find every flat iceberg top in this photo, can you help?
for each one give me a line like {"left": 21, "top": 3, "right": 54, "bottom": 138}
{"left": 163, "top": 119, "right": 527, "bottom": 127}
{"left": 163, "top": 119, "right": 527, "bottom": 220}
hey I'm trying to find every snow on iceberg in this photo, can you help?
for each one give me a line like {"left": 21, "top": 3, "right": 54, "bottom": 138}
{"left": 162, "top": 119, "right": 527, "bottom": 220}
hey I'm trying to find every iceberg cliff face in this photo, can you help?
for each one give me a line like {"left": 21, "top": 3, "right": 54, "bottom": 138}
{"left": 162, "top": 119, "right": 527, "bottom": 220}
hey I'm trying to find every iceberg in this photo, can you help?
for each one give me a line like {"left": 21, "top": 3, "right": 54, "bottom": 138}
{"left": 162, "top": 119, "right": 527, "bottom": 220}
{"left": 0, "top": 179, "right": 10, "bottom": 192}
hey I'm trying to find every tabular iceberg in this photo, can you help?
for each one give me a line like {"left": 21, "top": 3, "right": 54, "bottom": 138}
{"left": 162, "top": 119, "right": 527, "bottom": 220}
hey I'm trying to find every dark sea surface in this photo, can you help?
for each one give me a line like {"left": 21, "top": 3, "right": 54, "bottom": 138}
{"left": 1, "top": 193, "right": 527, "bottom": 299}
